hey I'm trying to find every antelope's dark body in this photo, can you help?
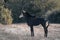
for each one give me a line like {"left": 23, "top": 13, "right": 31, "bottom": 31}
{"left": 20, "top": 10, "right": 49, "bottom": 37}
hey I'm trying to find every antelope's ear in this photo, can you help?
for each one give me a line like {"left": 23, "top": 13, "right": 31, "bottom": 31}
{"left": 22, "top": 10, "right": 26, "bottom": 13}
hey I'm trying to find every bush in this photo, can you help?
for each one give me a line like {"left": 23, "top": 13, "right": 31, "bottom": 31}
{"left": 48, "top": 10, "right": 60, "bottom": 23}
{"left": 0, "top": 5, "right": 13, "bottom": 24}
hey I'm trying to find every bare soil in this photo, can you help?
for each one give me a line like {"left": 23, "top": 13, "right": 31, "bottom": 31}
{"left": 0, "top": 23, "right": 60, "bottom": 40}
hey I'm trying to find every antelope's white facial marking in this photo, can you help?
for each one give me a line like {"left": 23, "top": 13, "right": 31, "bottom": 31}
{"left": 46, "top": 21, "right": 49, "bottom": 27}
{"left": 22, "top": 10, "right": 26, "bottom": 13}
{"left": 19, "top": 13, "right": 24, "bottom": 18}
{"left": 19, "top": 10, "right": 26, "bottom": 18}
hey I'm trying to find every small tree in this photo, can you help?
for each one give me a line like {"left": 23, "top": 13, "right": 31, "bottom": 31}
{"left": 0, "top": 5, "right": 13, "bottom": 24}
{"left": 33, "top": 0, "right": 57, "bottom": 17}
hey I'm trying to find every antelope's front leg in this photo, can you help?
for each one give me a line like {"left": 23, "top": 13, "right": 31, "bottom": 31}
{"left": 30, "top": 26, "right": 34, "bottom": 37}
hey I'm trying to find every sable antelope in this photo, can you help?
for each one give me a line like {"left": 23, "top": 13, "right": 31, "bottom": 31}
{"left": 19, "top": 10, "right": 49, "bottom": 37}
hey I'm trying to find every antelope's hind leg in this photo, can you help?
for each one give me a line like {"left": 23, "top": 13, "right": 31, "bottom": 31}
{"left": 41, "top": 23, "right": 48, "bottom": 37}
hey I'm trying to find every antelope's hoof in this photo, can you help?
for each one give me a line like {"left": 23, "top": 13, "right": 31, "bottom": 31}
{"left": 31, "top": 34, "right": 34, "bottom": 37}
{"left": 44, "top": 34, "right": 47, "bottom": 37}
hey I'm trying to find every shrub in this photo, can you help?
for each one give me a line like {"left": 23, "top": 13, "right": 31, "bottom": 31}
{"left": 0, "top": 5, "right": 13, "bottom": 24}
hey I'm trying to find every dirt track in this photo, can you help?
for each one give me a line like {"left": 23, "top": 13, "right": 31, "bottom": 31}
{"left": 0, "top": 23, "right": 60, "bottom": 40}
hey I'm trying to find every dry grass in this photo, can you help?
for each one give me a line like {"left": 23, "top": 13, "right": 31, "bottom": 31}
{"left": 0, "top": 23, "right": 60, "bottom": 40}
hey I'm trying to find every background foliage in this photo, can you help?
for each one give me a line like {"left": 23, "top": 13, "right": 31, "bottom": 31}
{"left": 0, "top": 0, "right": 60, "bottom": 24}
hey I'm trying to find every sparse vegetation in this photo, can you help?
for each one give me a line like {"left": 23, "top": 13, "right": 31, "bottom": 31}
{"left": 0, "top": 4, "right": 13, "bottom": 24}
{"left": 0, "top": 0, "right": 60, "bottom": 23}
